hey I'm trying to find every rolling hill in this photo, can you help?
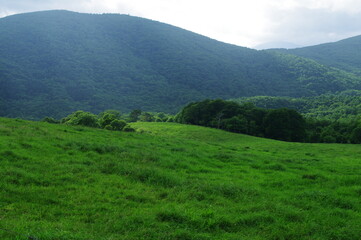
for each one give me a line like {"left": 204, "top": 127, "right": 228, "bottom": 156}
{"left": 0, "top": 118, "right": 360, "bottom": 239}
{"left": 275, "top": 35, "right": 361, "bottom": 75}
{"left": 232, "top": 90, "right": 361, "bottom": 120}
{"left": 1, "top": 10, "right": 361, "bottom": 119}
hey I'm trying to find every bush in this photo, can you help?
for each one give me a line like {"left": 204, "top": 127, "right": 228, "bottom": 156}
{"left": 62, "top": 111, "right": 98, "bottom": 127}
{"left": 104, "top": 124, "right": 113, "bottom": 130}
{"left": 98, "top": 111, "right": 120, "bottom": 128}
{"left": 110, "top": 119, "right": 127, "bottom": 131}
{"left": 123, "top": 125, "right": 136, "bottom": 132}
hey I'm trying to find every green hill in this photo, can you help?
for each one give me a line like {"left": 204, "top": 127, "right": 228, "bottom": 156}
{"left": 232, "top": 90, "right": 361, "bottom": 120}
{"left": 275, "top": 35, "right": 361, "bottom": 75}
{"left": 0, "top": 118, "right": 360, "bottom": 239}
{"left": 1, "top": 10, "right": 361, "bottom": 119}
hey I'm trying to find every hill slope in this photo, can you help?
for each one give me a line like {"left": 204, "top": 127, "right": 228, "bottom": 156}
{"left": 1, "top": 10, "right": 361, "bottom": 119}
{"left": 276, "top": 35, "right": 361, "bottom": 75}
{"left": 232, "top": 90, "right": 361, "bottom": 120}
{"left": 0, "top": 118, "right": 361, "bottom": 239}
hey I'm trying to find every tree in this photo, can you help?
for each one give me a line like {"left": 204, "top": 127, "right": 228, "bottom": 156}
{"left": 175, "top": 99, "right": 310, "bottom": 142}
{"left": 156, "top": 112, "right": 167, "bottom": 122}
{"left": 263, "top": 108, "right": 306, "bottom": 142}
{"left": 222, "top": 115, "right": 248, "bottom": 133}
{"left": 128, "top": 109, "right": 142, "bottom": 122}
{"left": 108, "top": 119, "right": 127, "bottom": 131}
{"left": 61, "top": 111, "right": 99, "bottom": 127}
{"left": 175, "top": 99, "right": 242, "bottom": 127}
{"left": 140, "top": 112, "right": 154, "bottom": 122}
{"left": 350, "top": 126, "right": 361, "bottom": 143}
{"left": 98, "top": 112, "right": 118, "bottom": 129}
{"left": 99, "top": 110, "right": 121, "bottom": 119}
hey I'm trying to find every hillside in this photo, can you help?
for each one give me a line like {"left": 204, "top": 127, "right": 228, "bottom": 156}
{"left": 1, "top": 10, "right": 361, "bottom": 119}
{"left": 232, "top": 90, "right": 361, "bottom": 120}
{"left": 0, "top": 118, "right": 361, "bottom": 239}
{"left": 275, "top": 35, "right": 361, "bottom": 75}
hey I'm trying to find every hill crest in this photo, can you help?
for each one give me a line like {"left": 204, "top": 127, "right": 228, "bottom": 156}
{"left": 0, "top": 10, "right": 360, "bottom": 119}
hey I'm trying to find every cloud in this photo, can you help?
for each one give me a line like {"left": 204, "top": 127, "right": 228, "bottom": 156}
{"left": 116, "top": 0, "right": 271, "bottom": 47}
{"left": 0, "top": 0, "right": 271, "bottom": 47}
{"left": 0, "top": 0, "right": 109, "bottom": 13}
{"left": 262, "top": 6, "right": 361, "bottom": 46}
{"left": 1, "top": 0, "right": 361, "bottom": 48}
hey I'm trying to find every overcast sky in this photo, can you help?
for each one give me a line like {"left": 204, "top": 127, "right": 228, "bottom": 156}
{"left": 1, "top": 0, "right": 361, "bottom": 49}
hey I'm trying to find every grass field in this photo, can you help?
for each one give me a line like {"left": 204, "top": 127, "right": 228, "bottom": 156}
{"left": 0, "top": 118, "right": 360, "bottom": 239}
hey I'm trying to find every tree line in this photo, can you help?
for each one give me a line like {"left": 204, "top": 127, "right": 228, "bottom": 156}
{"left": 174, "top": 99, "right": 361, "bottom": 143}
{"left": 42, "top": 100, "right": 361, "bottom": 143}
{"left": 42, "top": 109, "right": 174, "bottom": 131}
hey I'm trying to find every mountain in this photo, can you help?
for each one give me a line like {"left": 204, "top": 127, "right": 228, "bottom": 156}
{"left": 275, "top": 35, "right": 361, "bottom": 75}
{"left": 1, "top": 10, "right": 361, "bottom": 119}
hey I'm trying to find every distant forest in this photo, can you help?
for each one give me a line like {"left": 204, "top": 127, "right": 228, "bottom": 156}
{"left": 232, "top": 90, "right": 361, "bottom": 120}
{"left": 1, "top": 11, "right": 361, "bottom": 119}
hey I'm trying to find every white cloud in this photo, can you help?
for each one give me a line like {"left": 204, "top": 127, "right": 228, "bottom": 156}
{"left": 111, "top": 0, "right": 271, "bottom": 47}
{"left": 1, "top": 0, "right": 361, "bottom": 48}
{"left": 262, "top": 3, "right": 361, "bottom": 47}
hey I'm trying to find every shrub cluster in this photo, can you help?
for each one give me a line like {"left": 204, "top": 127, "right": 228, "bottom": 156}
{"left": 127, "top": 109, "right": 174, "bottom": 123}
{"left": 41, "top": 109, "right": 175, "bottom": 131}
{"left": 43, "top": 110, "right": 134, "bottom": 132}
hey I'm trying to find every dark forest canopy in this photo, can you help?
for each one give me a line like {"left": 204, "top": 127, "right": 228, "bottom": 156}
{"left": 1, "top": 10, "right": 361, "bottom": 119}
{"left": 175, "top": 99, "right": 361, "bottom": 143}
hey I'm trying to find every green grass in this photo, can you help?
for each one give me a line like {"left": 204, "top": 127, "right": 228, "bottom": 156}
{"left": 0, "top": 118, "right": 360, "bottom": 239}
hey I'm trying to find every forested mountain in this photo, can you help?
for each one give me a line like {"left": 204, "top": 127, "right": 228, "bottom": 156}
{"left": 274, "top": 35, "right": 361, "bottom": 75}
{"left": 232, "top": 90, "right": 361, "bottom": 120}
{"left": 1, "top": 10, "right": 361, "bottom": 119}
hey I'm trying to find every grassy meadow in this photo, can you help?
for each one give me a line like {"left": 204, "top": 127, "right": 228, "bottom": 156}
{"left": 0, "top": 118, "right": 360, "bottom": 239}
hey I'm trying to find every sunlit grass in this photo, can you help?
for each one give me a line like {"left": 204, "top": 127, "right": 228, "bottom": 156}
{"left": 0, "top": 118, "right": 360, "bottom": 239}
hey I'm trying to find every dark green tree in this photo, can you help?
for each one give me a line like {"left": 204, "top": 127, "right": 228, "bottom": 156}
{"left": 350, "top": 126, "right": 361, "bottom": 143}
{"left": 140, "top": 112, "right": 155, "bottom": 122}
{"left": 263, "top": 108, "right": 306, "bottom": 142}
{"left": 128, "top": 109, "right": 142, "bottom": 122}
{"left": 222, "top": 115, "right": 248, "bottom": 133}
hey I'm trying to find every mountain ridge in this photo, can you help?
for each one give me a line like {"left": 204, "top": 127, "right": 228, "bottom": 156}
{"left": 273, "top": 35, "right": 361, "bottom": 75}
{"left": 1, "top": 10, "right": 361, "bottom": 119}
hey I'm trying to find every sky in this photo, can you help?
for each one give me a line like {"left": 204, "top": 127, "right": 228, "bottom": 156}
{"left": 1, "top": 0, "right": 361, "bottom": 49}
